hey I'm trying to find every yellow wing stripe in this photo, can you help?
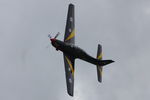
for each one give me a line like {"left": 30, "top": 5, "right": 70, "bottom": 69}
{"left": 98, "top": 67, "right": 103, "bottom": 75}
{"left": 65, "top": 29, "right": 75, "bottom": 41}
{"left": 65, "top": 56, "right": 74, "bottom": 76}
{"left": 97, "top": 53, "right": 102, "bottom": 60}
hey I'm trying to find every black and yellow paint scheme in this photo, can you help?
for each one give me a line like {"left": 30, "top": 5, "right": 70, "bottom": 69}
{"left": 64, "top": 4, "right": 75, "bottom": 96}
{"left": 49, "top": 4, "right": 114, "bottom": 96}
{"left": 97, "top": 44, "right": 103, "bottom": 82}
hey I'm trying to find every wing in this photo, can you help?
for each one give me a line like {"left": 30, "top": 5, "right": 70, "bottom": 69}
{"left": 63, "top": 54, "right": 75, "bottom": 96}
{"left": 64, "top": 4, "right": 75, "bottom": 44}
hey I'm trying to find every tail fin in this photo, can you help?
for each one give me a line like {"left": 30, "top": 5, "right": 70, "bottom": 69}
{"left": 96, "top": 44, "right": 103, "bottom": 83}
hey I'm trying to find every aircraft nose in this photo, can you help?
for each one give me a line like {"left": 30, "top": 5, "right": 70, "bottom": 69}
{"left": 50, "top": 38, "right": 56, "bottom": 42}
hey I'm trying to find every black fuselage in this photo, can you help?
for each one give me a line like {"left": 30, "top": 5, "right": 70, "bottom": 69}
{"left": 51, "top": 39, "right": 103, "bottom": 65}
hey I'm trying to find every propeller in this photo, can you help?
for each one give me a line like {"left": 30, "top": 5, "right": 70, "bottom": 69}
{"left": 54, "top": 32, "right": 60, "bottom": 39}
{"left": 48, "top": 32, "right": 60, "bottom": 39}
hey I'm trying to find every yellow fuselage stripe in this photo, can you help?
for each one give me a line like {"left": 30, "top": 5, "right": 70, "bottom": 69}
{"left": 65, "top": 56, "right": 74, "bottom": 76}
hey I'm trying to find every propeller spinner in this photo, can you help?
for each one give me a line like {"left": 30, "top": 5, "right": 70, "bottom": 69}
{"left": 48, "top": 32, "right": 60, "bottom": 42}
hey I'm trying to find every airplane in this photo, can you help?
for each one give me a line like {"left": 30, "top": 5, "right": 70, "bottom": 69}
{"left": 48, "top": 3, "right": 114, "bottom": 96}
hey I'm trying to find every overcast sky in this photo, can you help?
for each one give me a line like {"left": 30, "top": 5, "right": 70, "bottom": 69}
{"left": 0, "top": 0, "right": 150, "bottom": 100}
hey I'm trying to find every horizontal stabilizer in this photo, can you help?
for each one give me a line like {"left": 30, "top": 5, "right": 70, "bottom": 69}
{"left": 96, "top": 44, "right": 103, "bottom": 82}
{"left": 96, "top": 44, "right": 114, "bottom": 82}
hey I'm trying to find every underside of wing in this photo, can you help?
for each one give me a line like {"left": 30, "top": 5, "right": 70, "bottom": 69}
{"left": 64, "top": 4, "right": 75, "bottom": 44}
{"left": 63, "top": 53, "right": 75, "bottom": 96}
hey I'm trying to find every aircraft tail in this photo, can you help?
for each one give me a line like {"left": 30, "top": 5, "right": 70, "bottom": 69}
{"left": 96, "top": 44, "right": 114, "bottom": 82}
{"left": 96, "top": 44, "right": 103, "bottom": 82}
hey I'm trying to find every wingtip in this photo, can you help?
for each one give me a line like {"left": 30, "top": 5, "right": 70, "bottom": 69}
{"left": 98, "top": 80, "right": 102, "bottom": 83}
{"left": 68, "top": 92, "right": 73, "bottom": 97}
{"left": 69, "top": 3, "right": 74, "bottom": 7}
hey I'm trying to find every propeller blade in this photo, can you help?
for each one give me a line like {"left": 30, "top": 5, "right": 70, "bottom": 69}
{"left": 54, "top": 32, "right": 60, "bottom": 39}
{"left": 48, "top": 34, "right": 52, "bottom": 39}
